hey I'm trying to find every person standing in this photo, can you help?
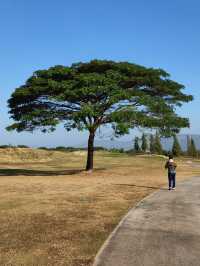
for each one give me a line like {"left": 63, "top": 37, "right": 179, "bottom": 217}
{"left": 165, "top": 155, "right": 177, "bottom": 190}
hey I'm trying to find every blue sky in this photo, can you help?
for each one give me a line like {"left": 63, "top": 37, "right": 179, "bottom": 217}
{"left": 0, "top": 0, "right": 199, "bottom": 147}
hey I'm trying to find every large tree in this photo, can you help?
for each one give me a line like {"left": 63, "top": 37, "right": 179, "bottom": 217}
{"left": 7, "top": 60, "right": 193, "bottom": 170}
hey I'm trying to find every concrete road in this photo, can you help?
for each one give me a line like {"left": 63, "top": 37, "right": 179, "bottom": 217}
{"left": 93, "top": 177, "right": 200, "bottom": 266}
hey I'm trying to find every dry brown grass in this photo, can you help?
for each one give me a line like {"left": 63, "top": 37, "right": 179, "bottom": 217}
{"left": 0, "top": 149, "right": 200, "bottom": 266}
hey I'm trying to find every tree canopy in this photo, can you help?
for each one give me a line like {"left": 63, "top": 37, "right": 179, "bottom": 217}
{"left": 7, "top": 60, "right": 193, "bottom": 170}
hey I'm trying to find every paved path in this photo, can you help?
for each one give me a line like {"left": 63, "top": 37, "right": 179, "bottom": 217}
{"left": 93, "top": 177, "right": 200, "bottom": 266}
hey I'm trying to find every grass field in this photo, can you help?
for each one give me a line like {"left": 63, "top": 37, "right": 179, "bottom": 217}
{"left": 0, "top": 148, "right": 200, "bottom": 266}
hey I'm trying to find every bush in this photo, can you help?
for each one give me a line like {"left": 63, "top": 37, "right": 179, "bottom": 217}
{"left": 94, "top": 146, "right": 107, "bottom": 151}
{"left": 109, "top": 148, "right": 125, "bottom": 153}
{"left": 0, "top": 145, "right": 16, "bottom": 149}
{"left": 0, "top": 145, "right": 10, "bottom": 149}
{"left": 38, "top": 146, "right": 49, "bottom": 150}
{"left": 17, "top": 145, "right": 30, "bottom": 148}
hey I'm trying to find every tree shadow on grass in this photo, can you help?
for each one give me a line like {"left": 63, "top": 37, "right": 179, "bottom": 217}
{"left": 0, "top": 167, "right": 107, "bottom": 176}
{"left": 0, "top": 168, "right": 83, "bottom": 176}
{"left": 113, "top": 183, "right": 168, "bottom": 191}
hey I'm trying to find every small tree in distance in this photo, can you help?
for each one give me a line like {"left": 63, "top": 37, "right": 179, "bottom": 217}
{"left": 190, "top": 138, "right": 197, "bottom": 157}
{"left": 141, "top": 133, "right": 148, "bottom": 153}
{"left": 187, "top": 136, "right": 197, "bottom": 157}
{"left": 134, "top": 137, "right": 141, "bottom": 153}
{"left": 172, "top": 135, "right": 182, "bottom": 157}
{"left": 7, "top": 60, "right": 193, "bottom": 171}
{"left": 187, "top": 135, "right": 191, "bottom": 156}
{"left": 149, "top": 134, "right": 155, "bottom": 154}
{"left": 154, "top": 132, "right": 163, "bottom": 154}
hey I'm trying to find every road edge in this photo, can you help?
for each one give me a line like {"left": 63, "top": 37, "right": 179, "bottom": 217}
{"left": 93, "top": 188, "right": 160, "bottom": 266}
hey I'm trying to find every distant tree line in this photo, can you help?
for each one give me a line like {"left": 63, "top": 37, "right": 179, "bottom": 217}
{"left": 172, "top": 135, "right": 199, "bottom": 158}
{"left": 0, "top": 144, "right": 126, "bottom": 154}
{"left": 1, "top": 134, "right": 199, "bottom": 158}
{"left": 0, "top": 144, "right": 30, "bottom": 149}
{"left": 133, "top": 134, "right": 199, "bottom": 158}
{"left": 133, "top": 132, "right": 163, "bottom": 155}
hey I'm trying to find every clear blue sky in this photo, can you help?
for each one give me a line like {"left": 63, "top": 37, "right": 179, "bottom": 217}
{"left": 0, "top": 0, "right": 199, "bottom": 147}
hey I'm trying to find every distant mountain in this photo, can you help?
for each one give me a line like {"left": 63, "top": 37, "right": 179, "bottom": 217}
{"left": 94, "top": 139, "right": 132, "bottom": 150}
{"left": 88, "top": 134, "right": 200, "bottom": 151}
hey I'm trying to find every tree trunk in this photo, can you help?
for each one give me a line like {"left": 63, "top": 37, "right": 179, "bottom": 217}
{"left": 86, "top": 130, "right": 95, "bottom": 171}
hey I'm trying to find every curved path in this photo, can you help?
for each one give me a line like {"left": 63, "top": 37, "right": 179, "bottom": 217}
{"left": 93, "top": 177, "right": 200, "bottom": 266}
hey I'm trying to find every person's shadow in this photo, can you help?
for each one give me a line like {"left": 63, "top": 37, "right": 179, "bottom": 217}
{"left": 113, "top": 183, "right": 168, "bottom": 190}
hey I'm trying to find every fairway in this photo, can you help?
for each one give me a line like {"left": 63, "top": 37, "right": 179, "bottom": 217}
{"left": 0, "top": 149, "right": 199, "bottom": 266}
